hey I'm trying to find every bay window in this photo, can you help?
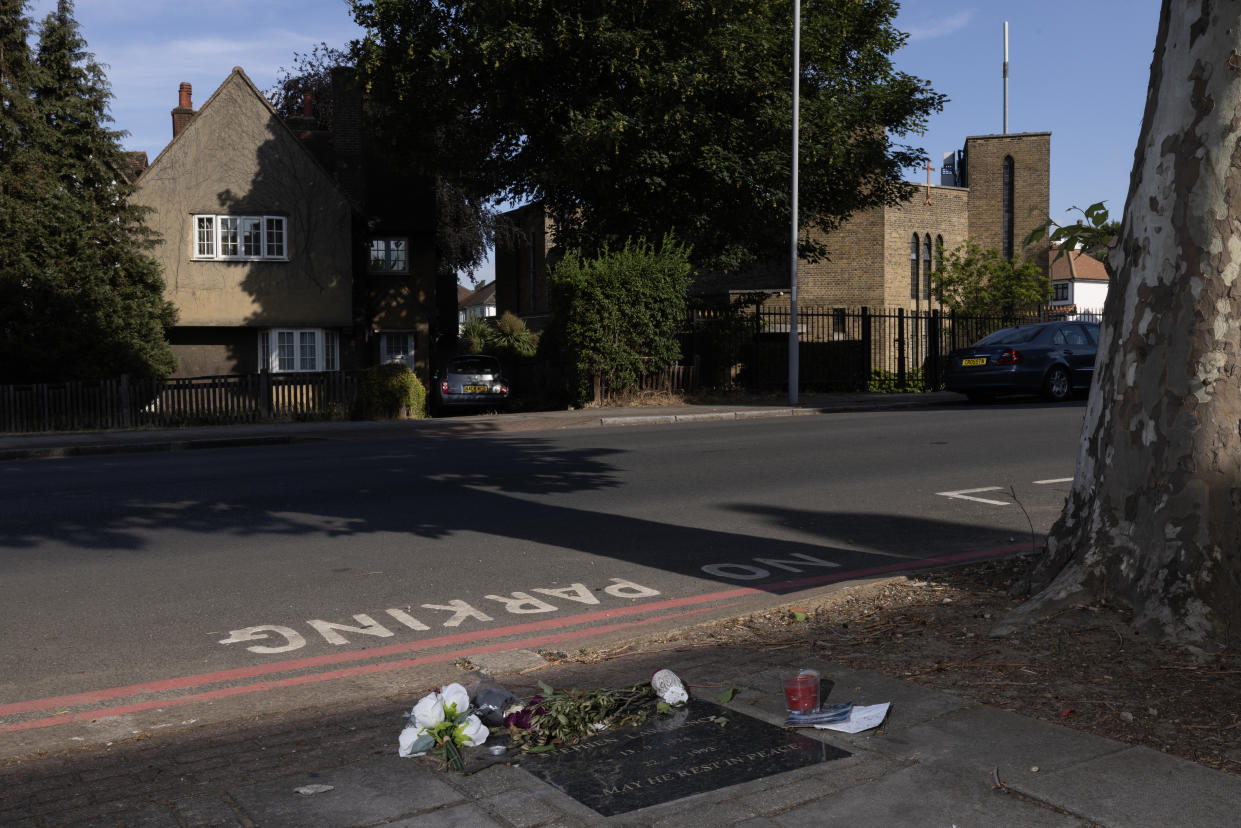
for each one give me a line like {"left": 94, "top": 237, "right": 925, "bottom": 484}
{"left": 258, "top": 329, "right": 339, "bottom": 373}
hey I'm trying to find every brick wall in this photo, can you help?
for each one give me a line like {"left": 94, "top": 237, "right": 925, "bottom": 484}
{"left": 964, "top": 132, "right": 1051, "bottom": 275}
{"left": 881, "top": 186, "right": 970, "bottom": 310}
{"left": 800, "top": 206, "right": 886, "bottom": 308}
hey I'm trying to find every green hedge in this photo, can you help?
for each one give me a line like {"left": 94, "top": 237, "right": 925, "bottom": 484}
{"left": 361, "top": 363, "right": 426, "bottom": 418}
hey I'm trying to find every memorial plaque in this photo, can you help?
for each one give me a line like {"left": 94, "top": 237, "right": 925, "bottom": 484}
{"left": 519, "top": 699, "right": 850, "bottom": 816}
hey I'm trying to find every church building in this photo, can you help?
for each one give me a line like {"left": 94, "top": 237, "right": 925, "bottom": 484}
{"left": 493, "top": 131, "right": 1051, "bottom": 321}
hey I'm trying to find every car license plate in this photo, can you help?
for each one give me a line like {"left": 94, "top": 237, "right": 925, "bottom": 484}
{"left": 463, "top": 384, "right": 487, "bottom": 393}
{"left": 961, "top": 357, "right": 987, "bottom": 366}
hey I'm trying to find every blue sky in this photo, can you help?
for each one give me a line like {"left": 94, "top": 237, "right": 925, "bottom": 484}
{"left": 27, "top": 0, "right": 1161, "bottom": 280}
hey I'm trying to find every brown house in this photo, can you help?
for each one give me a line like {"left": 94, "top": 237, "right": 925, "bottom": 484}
{"left": 132, "top": 68, "right": 441, "bottom": 381}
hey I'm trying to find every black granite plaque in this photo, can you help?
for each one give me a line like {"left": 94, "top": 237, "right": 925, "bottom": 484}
{"left": 519, "top": 699, "right": 850, "bottom": 816}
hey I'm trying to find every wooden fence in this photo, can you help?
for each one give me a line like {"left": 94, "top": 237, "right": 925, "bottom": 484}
{"left": 1, "top": 372, "right": 363, "bottom": 434}
{"left": 591, "top": 360, "right": 700, "bottom": 405}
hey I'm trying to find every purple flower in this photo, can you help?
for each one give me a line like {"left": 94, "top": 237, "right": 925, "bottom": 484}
{"left": 504, "top": 695, "right": 544, "bottom": 731}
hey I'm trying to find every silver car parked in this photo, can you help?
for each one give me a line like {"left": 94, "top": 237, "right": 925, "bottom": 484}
{"left": 433, "top": 354, "right": 510, "bottom": 412}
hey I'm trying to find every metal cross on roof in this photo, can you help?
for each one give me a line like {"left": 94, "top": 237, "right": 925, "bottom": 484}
{"left": 923, "top": 160, "right": 936, "bottom": 205}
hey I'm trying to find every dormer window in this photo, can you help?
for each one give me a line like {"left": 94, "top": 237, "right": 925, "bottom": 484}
{"left": 193, "top": 215, "right": 287, "bottom": 260}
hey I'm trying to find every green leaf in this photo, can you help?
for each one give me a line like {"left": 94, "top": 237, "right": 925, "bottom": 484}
{"left": 712, "top": 716, "right": 729, "bottom": 727}
{"left": 525, "top": 744, "right": 557, "bottom": 753}
{"left": 407, "top": 733, "right": 436, "bottom": 755}
{"left": 656, "top": 701, "right": 672, "bottom": 715}
{"left": 715, "top": 688, "right": 738, "bottom": 704}
{"left": 538, "top": 680, "right": 555, "bottom": 697}
{"left": 791, "top": 611, "right": 809, "bottom": 622}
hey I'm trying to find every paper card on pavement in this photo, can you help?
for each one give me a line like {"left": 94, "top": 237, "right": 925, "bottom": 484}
{"left": 814, "top": 702, "right": 890, "bottom": 734}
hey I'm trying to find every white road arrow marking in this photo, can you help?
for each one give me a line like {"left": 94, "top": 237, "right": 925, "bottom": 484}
{"left": 935, "top": 487, "right": 1010, "bottom": 506}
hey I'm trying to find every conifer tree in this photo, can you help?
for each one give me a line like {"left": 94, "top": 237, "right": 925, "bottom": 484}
{"left": 0, "top": 0, "right": 176, "bottom": 382}
{"left": 0, "top": 0, "right": 53, "bottom": 375}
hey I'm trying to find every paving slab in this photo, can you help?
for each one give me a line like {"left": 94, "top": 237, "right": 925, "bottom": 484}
{"left": 227, "top": 757, "right": 463, "bottom": 827}
{"left": 386, "top": 802, "right": 506, "bottom": 827}
{"left": 873, "top": 704, "right": 1129, "bottom": 776}
{"left": 770, "top": 762, "right": 1088, "bottom": 828}
{"left": 1012, "top": 743, "right": 1241, "bottom": 828}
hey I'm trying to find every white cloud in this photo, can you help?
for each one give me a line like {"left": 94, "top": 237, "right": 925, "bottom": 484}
{"left": 904, "top": 10, "right": 975, "bottom": 42}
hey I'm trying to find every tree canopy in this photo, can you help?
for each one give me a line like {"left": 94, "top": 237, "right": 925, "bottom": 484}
{"left": 349, "top": 0, "right": 945, "bottom": 272}
{"left": 931, "top": 239, "right": 1049, "bottom": 316}
{"left": 0, "top": 0, "right": 176, "bottom": 382}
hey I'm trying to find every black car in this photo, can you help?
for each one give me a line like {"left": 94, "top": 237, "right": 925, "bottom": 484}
{"left": 945, "top": 320, "right": 1099, "bottom": 402}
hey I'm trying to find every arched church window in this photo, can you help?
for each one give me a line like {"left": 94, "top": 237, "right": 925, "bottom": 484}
{"left": 910, "top": 233, "right": 920, "bottom": 300}
{"left": 1003, "top": 156, "right": 1015, "bottom": 259}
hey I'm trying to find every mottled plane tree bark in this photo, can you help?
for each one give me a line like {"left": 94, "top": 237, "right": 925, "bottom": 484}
{"left": 1001, "top": 0, "right": 1241, "bottom": 642}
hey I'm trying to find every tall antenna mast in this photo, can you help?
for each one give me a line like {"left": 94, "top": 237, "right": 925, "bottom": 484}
{"left": 1003, "top": 21, "right": 1009, "bottom": 134}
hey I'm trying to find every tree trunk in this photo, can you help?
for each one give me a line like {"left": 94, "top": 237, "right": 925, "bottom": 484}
{"left": 1000, "top": 0, "right": 1241, "bottom": 642}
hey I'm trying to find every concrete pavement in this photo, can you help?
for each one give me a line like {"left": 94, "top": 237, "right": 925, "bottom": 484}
{"left": 2, "top": 642, "right": 1238, "bottom": 827}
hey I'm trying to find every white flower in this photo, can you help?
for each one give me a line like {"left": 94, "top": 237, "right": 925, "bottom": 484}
{"left": 397, "top": 724, "right": 427, "bottom": 757}
{"left": 412, "top": 691, "right": 445, "bottom": 730}
{"left": 458, "top": 714, "right": 489, "bottom": 747}
{"left": 660, "top": 686, "right": 689, "bottom": 705}
{"left": 440, "top": 683, "right": 470, "bottom": 719}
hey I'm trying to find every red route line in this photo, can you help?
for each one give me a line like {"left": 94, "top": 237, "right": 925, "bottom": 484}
{"left": 0, "top": 604, "right": 733, "bottom": 733}
{"left": 0, "top": 545, "right": 1020, "bottom": 721}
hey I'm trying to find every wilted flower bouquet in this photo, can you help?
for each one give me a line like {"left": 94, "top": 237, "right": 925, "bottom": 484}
{"left": 397, "top": 682, "right": 489, "bottom": 771}
{"left": 504, "top": 670, "right": 690, "bottom": 753}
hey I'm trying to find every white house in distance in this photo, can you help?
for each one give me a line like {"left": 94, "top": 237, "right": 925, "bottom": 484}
{"left": 1050, "top": 248, "right": 1108, "bottom": 319}
{"left": 458, "top": 280, "right": 497, "bottom": 330}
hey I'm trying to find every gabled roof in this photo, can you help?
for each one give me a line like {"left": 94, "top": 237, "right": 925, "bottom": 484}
{"left": 1050, "top": 249, "right": 1109, "bottom": 282}
{"left": 460, "top": 280, "right": 496, "bottom": 308}
{"left": 136, "top": 66, "right": 349, "bottom": 208}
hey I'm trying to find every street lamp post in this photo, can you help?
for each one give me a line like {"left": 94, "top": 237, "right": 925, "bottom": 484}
{"left": 789, "top": 0, "right": 800, "bottom": 406}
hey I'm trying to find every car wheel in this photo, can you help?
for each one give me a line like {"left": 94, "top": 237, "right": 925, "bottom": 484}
{"left": 1042, "top": 366, "right": 1071, "bottom": 402}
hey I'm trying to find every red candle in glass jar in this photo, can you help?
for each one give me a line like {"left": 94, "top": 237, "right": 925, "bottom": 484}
{"left": 782, "top": 671, "right": 819, "bottom": 712}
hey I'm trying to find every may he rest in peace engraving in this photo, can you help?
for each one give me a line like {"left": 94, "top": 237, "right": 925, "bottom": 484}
{"left": 520, "top": 699, "right": 850, "bottom": 816}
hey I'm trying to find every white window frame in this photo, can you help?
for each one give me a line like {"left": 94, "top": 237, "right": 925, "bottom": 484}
{"left": 193, "top": 215, "right": 289, "bottom": 261}
{"left": 369, "top": 237, "right": 409, "bottom": 273}
{"left": 379, "top": 331, "right": 415, "bottom": 369}
{"left": 257, "top": 328, "right": 339, "bottom": 373}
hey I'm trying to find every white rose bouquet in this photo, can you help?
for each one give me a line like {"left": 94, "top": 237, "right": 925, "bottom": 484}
{"left": 398, "top": 682, "right": 489, "bottom": 771}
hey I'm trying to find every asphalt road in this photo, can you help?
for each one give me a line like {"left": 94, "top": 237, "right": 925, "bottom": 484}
{"left": 0, "top": 402, "right": 1085, "bottom": 749}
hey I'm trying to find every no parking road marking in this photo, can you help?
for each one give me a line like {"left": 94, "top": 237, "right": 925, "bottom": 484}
{"left": 935, "top": 487, "right": 1010, "bottom": 506}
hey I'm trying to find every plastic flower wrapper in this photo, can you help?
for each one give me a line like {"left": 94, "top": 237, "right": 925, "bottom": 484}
{"left": 651, "top": 669, "right": 689, "bottom": 707}
{"left": 397, "top": 682, "right": 488, "bottom": 771}
{"left": 471, "top": 679, "right": 522, "bottom": 727}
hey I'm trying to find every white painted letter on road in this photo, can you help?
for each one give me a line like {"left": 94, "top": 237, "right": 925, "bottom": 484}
{"left": 701, "top": 563, "right": 769, "bottom": 580}
{"left": 532, "top": 583, "right": 601, "bottom": 605}
{"left": 753, "top": 553, "right": 841, "bottom": 572}
{"left": 219, "top": 625, "right": 307, "bottom": 654}
{"left": 602, "top": 578, "right": 661, "bottom": 599}
{"left": 308, "top": 614, "right": 395, "bottom": 646}
{"left": 421, "top": 600, "right": 494, "bottom": 627}
{"left": 483, "top": 592, "right": 558, "bottom": 614}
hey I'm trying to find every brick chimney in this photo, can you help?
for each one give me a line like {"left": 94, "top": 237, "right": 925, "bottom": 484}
{"left": 171, "top": 82, "right": 194, "bottom": 138}
{"left": 302, "top": 93, "right": 313, "bottom": 119}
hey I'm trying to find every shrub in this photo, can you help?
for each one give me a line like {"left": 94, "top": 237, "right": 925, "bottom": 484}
{"left": 550, "top": 234, "right": 692, "bottom": 406}
{"left": 362, "top": 363, "right": 426, "bottom": 418}
{"left": 866, "top": 368, "right": 926, "bottom": 393}
{"left": 460, "top": 316, "right": 493, "bottom": 354}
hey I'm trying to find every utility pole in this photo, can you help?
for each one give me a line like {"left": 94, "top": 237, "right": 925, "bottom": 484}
{"left": 789, "top": 0, "right": 801, "bottom": 406}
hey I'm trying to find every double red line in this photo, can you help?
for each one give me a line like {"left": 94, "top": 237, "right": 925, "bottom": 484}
{"left": 0, "top": 546, "right": 1020, "bottom": 734}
